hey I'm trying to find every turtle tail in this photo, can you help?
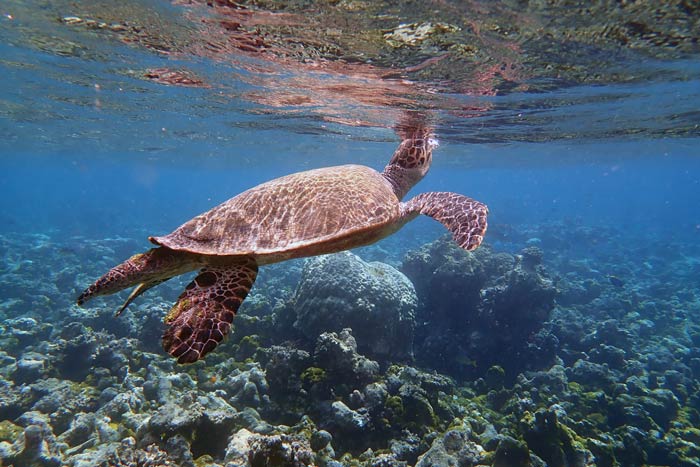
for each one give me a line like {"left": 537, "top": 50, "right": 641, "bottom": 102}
{"left": 77, "top": 247, "right": 198, "bottom": 311}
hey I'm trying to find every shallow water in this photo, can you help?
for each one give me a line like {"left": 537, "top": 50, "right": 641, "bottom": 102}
{"left": 1, "top": 1, "right": 700, "bottom": 466}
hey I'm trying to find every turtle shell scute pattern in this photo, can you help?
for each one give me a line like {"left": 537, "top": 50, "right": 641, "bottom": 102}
{"left": 155, "top": 165, "right": 400, "bottom": 256}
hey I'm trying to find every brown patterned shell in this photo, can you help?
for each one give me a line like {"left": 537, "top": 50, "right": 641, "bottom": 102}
{"left": 151, "top": 165, "right": 400, "bottom": 258}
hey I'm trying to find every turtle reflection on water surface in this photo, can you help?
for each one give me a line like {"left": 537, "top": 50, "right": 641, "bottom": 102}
{"left": 77, "top": 128, "right": 488, "bottom": 363}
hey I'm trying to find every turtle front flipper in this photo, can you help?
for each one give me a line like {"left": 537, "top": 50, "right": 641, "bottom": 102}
{"left": 402, "top": 192, "right": 489, "bottom": 251}
{"left": 163, "top": 257, "right": 258, "bottom": 364}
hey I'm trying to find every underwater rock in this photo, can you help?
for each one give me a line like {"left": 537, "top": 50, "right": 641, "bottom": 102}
{"left": 76, "top": 305, "right": 133, "bottom": 341}
{"left": 164, "top": 434, "right": 196, "bottom": 467}
{"left": 520, "top": 246, "right": 545, "bottom": 269}
{"left": 138, "top": 392, "right": 237, "bottom": 460}
{"left": 661, "top": 369, "right": 689, "bottom": 394}
{"left": 347, "top": 388, "right": 365, "bottom": 409}
{"left": 0, "top": 425, "right": 61, "bottom": 466}
{"left": 208, "top": 363, "right": 271, "bottom": 409}
{"left": 609, "top": 393, "right": 657, "bottom": 430}
{"left": 556, "top": 278, "right": 602, "bottom": 307}
{"left": 645, "top": 389, "right": 681, "bottom": 428}
{"left": 260, "top": 345, "right": 312, "bottom": 402}
{"left": 649, "top": 425, "right": 700, "bottom": 467}
{"left": 247, "top": 433, "right": 315, "bottom": 467}
{"left": 224, "top": 428, "right": 255, "bottom": 466}
{"left": 381, "top": 365, "right": 457, "bottom": 432}
{"left": 58, "top": 411, "right": 120, "bottom": 455}
{"left": 0, "top": 352, "right": 16, "bottom": 379}
{"left": 521, "top": 408, "right": 593, "bottom": 467}
{"left": 230, "top": 407, "right": 275, "bottom": 435}
{"left": 547, "top": 308, "right": 590, "bottom": 364}
{"left": 0, "top": 379, "right": 30, "bottom": 422}
{"left": 402, "top": 236, "right": 487, "bottom": 311}
{"left": 364, "top": 382, "right": 390, "bottom": 412}
{"left": 389, "top": 431, "right": 421, "bottom": 463}
{"left": 2, "top": 316, "right": 53, "bottom": 348}
{"left": 52, "top": 322, "right": 99, "bottom": 381}
{"left": 390, "top": 365, "right": 456, "bottom": 395}
{"left": 329, "top": 400, "right": 370, "bottom": 433}
{"left": 585, "top": 438, "right": 617, "bottom": 467}
{"left": 142, "top": 361, "right": 186, "bottom": 404}
{"left": 0, "top": 420, "right": 23, "bottom": 446}
{"left": 613, "top": 426, "right": 648, "bottom": 466}
{"left": 0, "top": 416, "right": 63, "bottom": 467}
{"left": 98, "top": 437, "right": 178, "bottom": 467}
{"left": 589, "top": 344, "right": 627, "bottom": 369}
{"left": 314, "top": 329, "right": 380, "bottom": 386}
{"left": 97, "top": 389, "right": 145, "bottom": 432}
{"left": 645, "top": 344, "right": 684, "bottom": 373}
{"left": 567, "top": 359, "right": 618, "bottom": 391}
{"left": 29, "top": 379, "right": 100, "bottom": 435}
{"left": 309, "top": 429, "right": 332, "bottom": 451}
{"left": 478, "top": 247, "right": 556, "bottom": 348}
{"left": 492, "top": 435, "right": 530, "bottom": 467}
{"left": 478, "top": 424, "right": 500, "bottom": 452}
{"left": 609, "top": 388, "right": 680, "bottom": 431}
{"left": 402, "top": 238, "right": 556, "bottom": 379}
{"left": 414, "top": 422, "right": 486, "bottom": 467}
{"left": 484, "top": 365, "right": 507, "bottom": 390}
{"left": 582, "top": 319, "right": 633, "bottom": 350}
{"left": 12, "top": 351, "right": 50, "bottom": 385}
{"left": 293, "top": 251, "right": 417, "bottom": 361}
{"left": 397, "top": 383, "right": 436, "bottom": 427}
{"left": 5, "top": 229, "right": 700, "bottom": 466}
{"left": 136, "top": 305, "right": 174, "bottom": 354}
{"left": 367, "top": 453, "right": 408, "bottom": 467}
{"left": 90, "top": 338, "right": 137, "bottom": 382}
{"left": 140, "top": 400, "right": 201, "bottom": 438}
{"left": 41, "top": 322, "right": 138, "bottom": 385}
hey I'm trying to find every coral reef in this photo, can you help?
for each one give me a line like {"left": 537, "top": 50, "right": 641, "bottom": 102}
{"left": 414, "top": 421, "right": 486, "bottom": 467}
{"left": 293, "top": 251, "right": 417, "bottom": 362}
{"left": 0, "top": 421, "right": 62, "bottom": 467}
{"left": 1, "top": 227, "right": 699, "bottom": 466}
{"left": 402, "top": 237, "right": 557, "bottom": 379}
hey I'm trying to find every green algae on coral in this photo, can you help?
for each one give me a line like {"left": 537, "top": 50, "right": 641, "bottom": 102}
{"left": 300, "top": 367, "right": 327, "bottom": 386}
{"left": 236, "top": 334, "right": 262, "bottom": 360}
{"left": 0, "top": 420, "right": 22, "bottom": 444}
{"left": 385, "top": 395, "right": 404, "bottom": 417}
{"left": 521, "top": 408, "right": 593, "bottom": 467}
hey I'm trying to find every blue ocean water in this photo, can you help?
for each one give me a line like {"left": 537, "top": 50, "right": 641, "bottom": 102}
{"left": 1, "top": 1, "right": 700, "bottom": 466}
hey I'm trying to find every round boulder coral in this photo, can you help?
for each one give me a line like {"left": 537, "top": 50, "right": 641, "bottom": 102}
{"left": 292, "top": 251, "right": 417, "bottom": 362}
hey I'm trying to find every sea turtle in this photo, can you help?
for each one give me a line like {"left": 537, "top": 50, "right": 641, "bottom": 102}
{"left": 77, "top": 129, "right": 488, "bottom": 363}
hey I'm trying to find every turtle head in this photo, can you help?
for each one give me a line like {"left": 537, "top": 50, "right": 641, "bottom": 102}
{"left": 382, "top": 129, "right": 438, "bottom": 200}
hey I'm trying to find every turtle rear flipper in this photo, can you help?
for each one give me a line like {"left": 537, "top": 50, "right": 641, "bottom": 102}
{"left": 162, "top": 258, "right": 258, "bottom": 364}
{"left": 402, "top": 192, "right": 488, "bottom": 251}
{"left": 77, "top": 247, "right": 198, "bottom": 309}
